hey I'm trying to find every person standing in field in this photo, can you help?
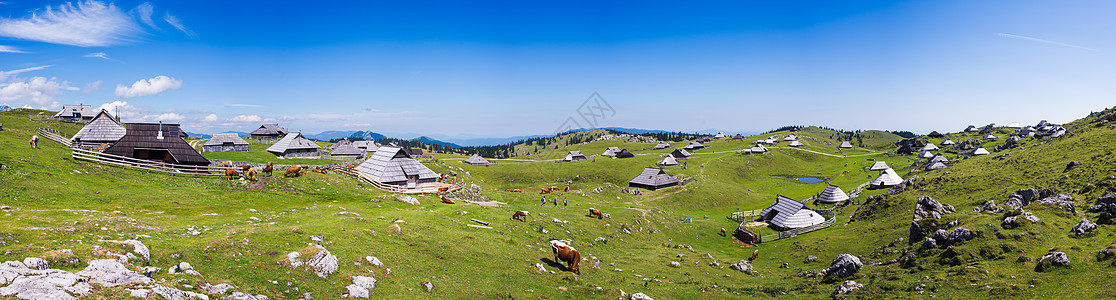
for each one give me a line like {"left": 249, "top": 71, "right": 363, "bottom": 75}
{"left": 564, "top": 198, "right": 568, "bottom": 208}
{"left": 541, "top": 197, "right": 546, "bottom": 206}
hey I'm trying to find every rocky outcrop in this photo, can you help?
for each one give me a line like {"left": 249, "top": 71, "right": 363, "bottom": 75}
{"left": 630, "top": 292, "right": 654, "bottom": 300}
{"left": 833, "top": 280, "right": 863, "bottom": 295}
{"left": 1003, "top": 210, "right": 1041, "bottom": 227}
{"left": 913, "top": 196, "right": 955, "bottom": 221}
{"left": 1005, "top": 189, "right": 1054, "bottom": 209}
{"left": 728, "top": 260, "right": 752, "bottom": 272}
{"left": 75, "top": 259, "right": 152, "bottom": 287}
{"left": 1035, "top": 252, "right": 1070, "bottom": 272}
{"left": 103, "top": 239, "right": 151, "bottom": 261}
{"left": 982, "top": 200, "right": 1003, "bottom": 213}
{"left": 930, "top": 228, "right": 974, "bottom": 248}
{"left": 22, "top": 258, "right": 48, "bottom": 270}
{"left": 1036, "top": 194, "right": 1076, "bottom": 213}
{"left": 1072, "top": 219, "right": 1097, "bottom": 236}
{"left": 345, "top": 275, "right": 376, "bottom": 298}
{"left": 152, "top": 284, "right": 209, "bottom": 300}
{"left": 306, "top": 250, "right": 339, "bottom": 278}
{"left": 825, "top": 254, "right": 863, "bottom": 278}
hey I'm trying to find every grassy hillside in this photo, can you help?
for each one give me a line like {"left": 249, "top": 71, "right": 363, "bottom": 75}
{"left": 1, "top": 107, "right": 1114, "bottom": 299}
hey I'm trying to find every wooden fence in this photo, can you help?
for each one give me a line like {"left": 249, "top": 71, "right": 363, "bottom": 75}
{"left": 37, "top": 128, "right": 72, "bottom": 148}
{"left": 71, "top": 148, "right": 225, "bottom": 177}
{"left": 727, "top": 209, "right": 763, "bottom": 223}
{"left": 335, "top": 167, "right": 465, "bottom": 194}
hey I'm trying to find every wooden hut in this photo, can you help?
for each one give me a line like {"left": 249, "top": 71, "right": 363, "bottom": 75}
{"left": 54, "top": 104, "right": 98, "bottom": 122}
{"left": 670, "top": 149, "right": 691, "bottom": 159}
{"left": 683, "top": 141, "right": 705, "bottom": 150}
{"left": 816, "top": 185, "right": 850, "bottom": 204}
{"left": 869, "top": 161, "right": 890, "bottom": 171}
{"left": 249, "top": 124, "right": 289, "bottom": 139}
{"left": 615, "top": 149, "right": 635, "bottom": 158}
{"left": 628, "top": 168, "right": 679, "bottom": 190}
{"left": 788, "top": 140, "right": 804, "bottom": 147}
{"left": 601, "top": 147, "right": 621, "bottom": 157}
{"left": 759, "top": 195, "right": 826, "bottom": 230}
{"left": 870, "top": 168, "right": 904, "bottom": 188}
{"left": 562, "top": 151, "right": 587, "bottom": 162}
{"left": 266, "top": 132, "right": 320, "bottom": 158}
{"left": 928, "top": 131, "right": 945, "bottom": 138}
{"left": 838, "top": 141, "right": 853, "bottom": 149}
{"left": 103, "top": 123, "right": 209, "bottom": 166}
{"left": 463, "top": 154, "right": 490, "bottom": 165}
{"left": 658, "top": 155, "right": 679, "bottom": 166}
{"left": 202, "top": 133, "right": 249, "bottom": 152}
{"left": 70, "top": 109, "right": 125, "bottom": 149}
{"left": 354, "top": 146, "right": 440, "bottom": 190}
{"left": 651, "top": 142, "right": 671, "bottom": 150}
{"left": 330, "top": 138, "right": 363, "bottom": 157}
{"left": 353, "top": 140, "right": 379, "bottom": 152}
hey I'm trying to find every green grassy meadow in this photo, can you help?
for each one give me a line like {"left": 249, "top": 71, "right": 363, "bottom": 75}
{"left": 2, "top": 107, "right": 1115, "bottom": 299}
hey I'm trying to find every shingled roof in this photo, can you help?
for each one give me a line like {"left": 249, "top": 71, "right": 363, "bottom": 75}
{"left": 670, "top": 149, "right": 691, "bottom": 158}
{"left": 267, "top": 132, "right": 320, "bottom": 154}
{"left": 203, "top": 133, "right": 249, "bottom": 146}
{"left": 353, "top": 140, "right": 378, "bottom": 152}
{"left": 838, "top": 141, "right": 853, "bottom": 149}
{"left": 614, "top": 149, "right": 634, "bottom": 158}
{"left": 250, "top": 124, "right": 288, "bottom": 138}
{"left": 628, "top": 168, "right": 679, "bottom": 190}
{"left": 354, "top": 146, "right": 439, "bottom": 185}
{"left": 816, "top": 185, "right": 850, "bottom": 204}
{"left": 54, "top": 104, "right": 97, "bottom": 118}
{"left": 329, "top": 138, "right": 363, "bottom": 157}
{"left": 71, "top": 109, "right": 125, "bottom": 145}
{"left": 463, "top": 154, "right": 490, "bottom": 165}
{"left": 760, "top": 195, "right": 825, "bottom": 229}
{"left": 103, "top": 123, "right": 209, "bottom": 165}
{"left": 658, "top": 155, "right": 679, "bottom": 166}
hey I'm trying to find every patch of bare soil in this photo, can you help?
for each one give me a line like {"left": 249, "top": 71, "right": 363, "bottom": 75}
{"left": 246, "top": 177, "right": 268, "bottom": 191}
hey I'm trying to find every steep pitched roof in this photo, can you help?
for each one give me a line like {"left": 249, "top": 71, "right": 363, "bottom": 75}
{"left": 563, "top": 151, "right": 587, "bottom": 161}
{"left": 54, "top": 104, "right": 96, "bottom": 117}
{"left": 918, "top": 150, "right": 935, "bottom": 158}
{"left": 615, "top": 149, "right": 634, "bottom": 158}
{"left": 352, "top": 140, "right": 378, "bottom": 152}
{"left": 760, "top": 195, "right": 825, "bottom": 229}
{"left": 926, "top": 161, "right": 948, "bottom": 170}
{"left": 817, "top": 185, "right": 850, "bottom": 204}
{"left": 930, "top": 154, "right": 949, "bottom": 163}
{"left": 749, "top": 145, "right": 768, "bottom": 153}
{"left": 683, "top": 141, "right": 704, "bottom": 150}
{"left": 783, "top": 135, "right": 797, "bottom": 141}
{"left": 330, "top": 138, "right": 363, "bottom": 156}
{"left": 203, "top": 133, "right": 249, "bottom": 146}
{"left": 652, "top": 142, "right": 670, "bottom": 149}
{"left": 658, "top": 155, "right": 679, "bottom": 166}
{"left": 871, "top": 168, "right": 904, "bottom": 187}
{"left": 869, "top": 161, "right": 890, "bottom": 171}
{"left": 732, "top": 134, "right": 744, "bottom": 139}
{"left": 628, "top": 168, "right": 679, "bottom": 189}
{"left": 941, "top": 138, "right": 956, "bottom": 145}
{"left": 250, "top": 124, "right": 288, "bottom": 136}
{"left": 463, "top": 154, "right": 490, "bottom": 165}
{"left": 103, "top": 123, "right": 209, "bottom": 165}
{"left": 670, "top": 149, "right": 691, "bottom": 158}
{"left": 266, "top": 132, "right": 320, "bottom": 154}
{"left": 71, "top": 109, "right": 125, "bottom": 143}
{"left": 602, "top": 147, "right": 621, "bottom": 157}
{"left": 354, "top": 146, "right": 439, "bottom": 183}
{"left": 972, "top": 147, "right": 990, "bottom": 155}
{"left": 922, "top": 143, "right": 939, "bottom": 151}
{"left": 838, "top": 141, "right": 853, "bottom": 148}
{"left": 788, "top": 140, "right": 804, "bottom": 147}
{"left": 714, "top": 132, "right": 727, "bottom": 139}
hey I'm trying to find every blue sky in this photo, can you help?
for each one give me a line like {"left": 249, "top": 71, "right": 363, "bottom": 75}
{"left": 1, "top": 1, "right": 1114, "bottom": 138}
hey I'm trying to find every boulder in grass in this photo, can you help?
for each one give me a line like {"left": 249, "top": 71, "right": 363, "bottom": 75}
{"left": 728, "top": 260, "right": 752, "bottom": 272}
{"left": 1035, "top": 252, "right": 1070, "bottom": 272}
{"left": 825, "top": 254, "right": 863, "bottom": 278}
{"left": 630, "top": 292, "right": 654, "bottom": 300}
{"left": 1072, "top": 219, "right": 1097, "bottom": 236}
{"left": 23, "top": 257, "right": 48, "bottom": 270}
{"left": 913, "top": 196, "right": 955, "bottom": 221}
{"left": 306, "top": 250, "right": 339, "bottom": 278}
{"left": 833, "top": 280, "right": 863, "bottom": 295}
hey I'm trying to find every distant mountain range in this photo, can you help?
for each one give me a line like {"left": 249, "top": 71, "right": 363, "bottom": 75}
{"left": 189, "top": 127, "right": 759, "bottom": 147}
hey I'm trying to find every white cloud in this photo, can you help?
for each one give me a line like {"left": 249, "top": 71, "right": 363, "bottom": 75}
{"left": 203, "top": 113, "right": 218, "bottom": 122}
{"left": 163, "top": 12, "right": 194, "bottom": 37}
{"left": 0, "top": 0, "right": 141, "bottom": 47}
{"left": 132, "top": 2, "right": 157, "bottom": 29}
{"left": 98, "top": 100, "right": 142, "bottom": 119}
{"left": 82, "top": 80, "right": 102, "bottom": 93}
{"left": 115, "top": 75, "right": 182, "bottom": 98}
{"left": 83, "top": 52, "right": 111, "bottom": 60}
{"left": 225, "top": 103, "right": 264, "bottom": 108}
{"left": 0, "top": 65, "right": 51, "bottom": 82}
{"left": 0, "top": 45, "right": 26, "bottom": 53}
{"left": 995, "top": 33, "right": 1099, "bottom": 51}
{"left": 148, "top": 112, "right": 185, "bottom": 121}
{"left": 0, "top": 76, "right": 70, "bottom": 105}
{"left": 229, "top": 114, "right": 263, "bottom": 122}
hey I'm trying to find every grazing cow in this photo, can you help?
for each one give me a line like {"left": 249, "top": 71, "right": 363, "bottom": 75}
{"left": 438, "top": 187, "right": 450, "bottom": 194}
{"left": 588, "top": 208, "right": 603, "bottom": 219}
{"left": 284, "top": 166, "right": 303, "bottom": 178}
{"left": 511, "top": 211, "right": 528, "bottom": 221}
{"left": 28, "top": 136, "right": 38, "bottom": 148}
{"left": 221, "top": 161, "right": 233, "bottom": 167}
{"left": 564, "top": 186, "right": 570, "bottom": 192}
{"left": 720, "top": 228, "right": 727, "bottom": 237}
{"left": 540, "top": 187, "right": 552, "bottom": 194}
{"left": 550, "top": 240, "right": 581, "bottom": 275}
{"left": 314, "top": 166, "right": 328, "bottom": 174}
{"left": 750, "top": 250, "right": 759, "bottom": 261}
{"left": 511, "top": 189, "right": 522, "bottom": 193}
{"left": 224, "top": 168, "right": 240, "bottom": 180}
{"left": 239, "top": 165, "right": 252, "bottom": 172}
{"left": 550, "top": 186, "right": 560, "bottom": 192}
{"left": 441, "top": 196, "right": 455, "bottom": 204}
{"left": 262, "top": 162, "right": 274, "bottom": 176}
{"left": 244, "top": 167, "right": 258, "bottom": 181}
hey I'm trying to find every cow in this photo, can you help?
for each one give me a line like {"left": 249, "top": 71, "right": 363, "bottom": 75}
{"left": 284, "top": 166, "right": 303, "bottom": 178}
{"left": 550, "top": 186, "right": 560, "bottom": 192}
{"left": 221, "top": 161, "right": 233, "bottom": 167}
{"left": 224, "top": 168, "right": 240, "bottom": 180}
{"left": 262, "top": 162, "right": 274, "bottom": 176}
{"left": 28, "top": 136, "right": 38, "bottom": 148}
{"left": 511, "top": 211, "right": 528, "bottom": 221}
{"left": 441, "top": 196, "right": 455, "bottom": 204}
{"left": 550, "top": 240, "right": 581, "bottom": 275}
{"left": 314, "top": 166, "right": 328, "bottom": 174}
{"left": 588, "top": 208, "right": 603, "bottom": 220}
{"left": 750, "top": 250, "right": 759, "bottom": 261}
{"left": 244, "top": 167, "right": 258, "bottom": 181}
{"left": 540, "top": 187, "right": 552, "bottom": 194}
{"left": 438, "top": 187, "right": 450, "bottom": 194}
{"left": 564, "top": 185, "right": 570, "bottom": 192}
{"left": 239, "top": 165, "right": 252, "bottom": 172}
{"left": 508, "top": 189, "right": 522, "bottom": 193}
{"left": 720, "top": 228, "right": 727, "bottom": 237}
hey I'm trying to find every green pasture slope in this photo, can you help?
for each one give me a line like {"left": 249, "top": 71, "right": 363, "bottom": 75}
{"left": 1, "top": 107, "right": 1115, "bottom": 299}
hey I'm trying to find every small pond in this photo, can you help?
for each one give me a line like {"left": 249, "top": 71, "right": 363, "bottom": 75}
{"left": 773, "top": 175, "right": 825, "bottom": 183}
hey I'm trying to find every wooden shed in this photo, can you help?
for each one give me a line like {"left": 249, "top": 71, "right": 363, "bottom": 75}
{"left": 250, "top": 124, "right": 289, "bottom": 139}
{"left": 266, "top": 132, "right": 320, "bottom": 158}
{"left": 71, "top": 109, "right": 125, "bottom": 149}
{"left": 103, "top": 123, "right": 209, "bottom": 166}
{"left": 202, "top": 133, "right": 249, "bottom": 152}
{"left": 628, "top": 168, "right": 679, "bottom": 190}
{"left": 354, "top": 146, "right": 440, "bottom": 190}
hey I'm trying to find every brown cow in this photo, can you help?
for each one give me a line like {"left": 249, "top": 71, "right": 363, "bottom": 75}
{"left": 244, "top": 167, "right": 258, "bottom": 181}
{"left": 750, "top": 250, "right": 759, "bottom": 261}
{"left": 720, "top": 228, "right": 727, "bottom": 237}
{"left": 511, "top": 211, "right": 528, "bottom": 221}
{"left": 540, "top": 187, "right": 552, "bottom": 194}
{"left": 239, "top": 165, "right": 252, "bottom": 172}
{"left": 262, "top": 162, "right": 274, "bottom": 176}
{"left": 588, "top": 208, "right": 603, "bottom": 220}
{"left": 441, "top": 196, "right": 455, "bottom": 204}
{"left": 564, "top": 185, "right": 570, "bottom": 192}
{"left": 224, "top": 168, "right": 240, "bottom": 180}
{"left": 284, "top": 166, "right": 303, "bottom": 178}
{"left": 438, "top": 187, "right": 450, "bottom": 194}
{"left": 28, "top": 136, "right": 39, "bottom": 148}
{"left": 550, "top": 186, "right": 560, "bottom": 192}
{"left": 313, "top": 166, "right": 328, "bottom": 174}
{"left": 511, "top": 189, "right": 522, "bottom": 193}
{"left": 550, "top": 240, "right": 581, "bottom": 275}
{"left": 221, "top": 161, "right": 233, "bottom": 167}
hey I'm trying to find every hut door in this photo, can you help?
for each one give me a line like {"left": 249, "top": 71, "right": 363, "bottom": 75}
{"left": 407, "top": 175, "right": 417, "bottom": 188}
